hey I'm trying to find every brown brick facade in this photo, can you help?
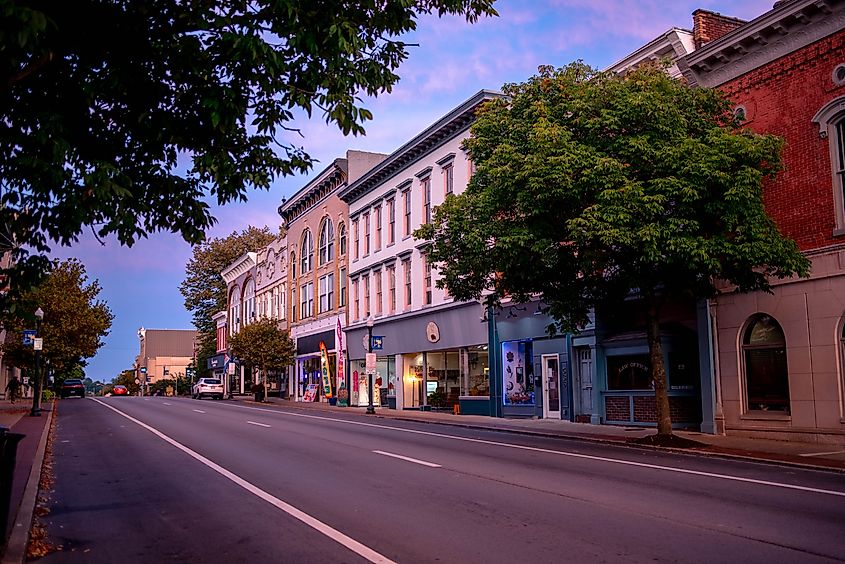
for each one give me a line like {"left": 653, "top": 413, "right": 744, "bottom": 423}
{"left": 692, "top": 10, "right": 745, "bottom": 48}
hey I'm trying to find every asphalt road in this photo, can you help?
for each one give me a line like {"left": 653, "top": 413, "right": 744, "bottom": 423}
{"left": 40, "top": 397, "right": 845, "bottom": 563}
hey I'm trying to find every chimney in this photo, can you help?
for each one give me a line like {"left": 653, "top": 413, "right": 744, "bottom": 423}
{"left": 692, "top": 9, "right": 747, "bottom": 48}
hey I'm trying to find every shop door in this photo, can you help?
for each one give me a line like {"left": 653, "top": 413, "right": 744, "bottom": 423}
{"left": 541, "top": 354, "right": 561, "bottom": 419}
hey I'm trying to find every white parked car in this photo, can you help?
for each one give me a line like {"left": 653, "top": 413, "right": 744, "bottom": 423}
{"left": 192, "top": 378, "right": 224, "bottom": 400}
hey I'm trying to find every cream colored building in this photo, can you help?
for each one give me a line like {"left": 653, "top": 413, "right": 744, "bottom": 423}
{"left": 135, "top": 328, "right": 197, "bottom": 392}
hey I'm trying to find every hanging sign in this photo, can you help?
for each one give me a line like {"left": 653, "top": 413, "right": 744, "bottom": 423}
{"left": 23, "top": 330, "right": 36, "bottom": 345}
{"left": 319, "top": 341, "right": 333, "bottom": 398}
{"left": 336, "top": 318, "right": 347, "bottom": 406}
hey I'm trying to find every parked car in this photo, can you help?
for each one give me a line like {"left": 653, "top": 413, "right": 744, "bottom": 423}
{"left": 192, "top": 378, "right": 224, "bottom": 400}
{"left": 60, "top": 378, "right": 85, "bottom": 399}
{"left": 112, "top": 385, "right": 129, "bottom": 396}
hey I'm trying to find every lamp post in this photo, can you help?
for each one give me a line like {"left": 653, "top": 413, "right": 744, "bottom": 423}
{"left": 30, "top": 307, "right": 44, "bottom": 417}
{"left": 366, "top": 316, "right": 375, "bottom": 415}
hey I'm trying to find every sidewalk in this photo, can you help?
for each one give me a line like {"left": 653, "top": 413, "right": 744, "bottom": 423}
{"left": 0, "top": 400, "right": 53, "bottom": 564}
{"left": 247, "top": 397, "right": 845, "bottom": 472}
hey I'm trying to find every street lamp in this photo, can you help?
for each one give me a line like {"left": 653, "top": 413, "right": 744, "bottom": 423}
{"left": 30, "top": 307, "right": 44, "bottom": 417}
{"left": 366, "top": 316, "right": 375, "bottom": 415}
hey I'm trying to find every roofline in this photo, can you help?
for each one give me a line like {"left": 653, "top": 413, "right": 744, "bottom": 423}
{"left": 604, "top": 27, "right": 693, "bottom": 73}
{"left": 220, "top": 252, "right": 257, "bottom": 284}
{"left": 277, "top": 158, "right": 347, "bottom": 219}
{"left": 339, "top": 89, "right": 505, "bottom": 204}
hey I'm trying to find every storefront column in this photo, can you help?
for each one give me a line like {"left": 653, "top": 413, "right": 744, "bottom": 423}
{"left": 393, "top": 354, "right": 403, "bottom": 409}
{"left": 697, "top": 299, "right": 717, "bottom": 434}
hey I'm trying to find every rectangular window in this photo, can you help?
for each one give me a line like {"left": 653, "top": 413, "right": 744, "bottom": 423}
{"left": 353, "top": 219, "right": 360, "bottom": 260}
{"left": 403, "top": 258, "right": 412, "bottom": 309}
{"left": 422, "top": 176, "right": 431, "bottom": 225}
{"left": 467, "top": 158, "right": 476, "bottom": 181}
{"left": 279, "top": 286, "right": 286, "bottom": 320}
{"left": 403, "top": 189, "right": 411, "bottom": 237}
{"left": 375, "top": 205, "right": 382, "bottom": 252}
{"left": 319, "top": 273, "right": 334, "bottom": 313}
{"left": 387, "top": 198, "right": 396, "bottom": 245}
{"left": 424, "top": 254, "right": 432, "bottom": 306}
{"left": 836, "top": 120, "right": 845, "bottom": 223}
{"left": 352, "top": 279, "right": 360, "bottom": 321}
{"left": 444, "top": 164, "right": 453, "bottom": 195}
{"left": 339, "top": 268, "right": 347, "bottom": 307}
{"left": 363, "top": 274, "right": 370, "bottom": 318}
{"left": 363, "top": 212, "right": 370, "bottom": 256}
{"left": 388, "top": 265, "right": 396, "bottom": 313}
{"left": 375, "top": 270, "right": 383, "bottom": 315}
{"left": 301, "top": 282, "right": 314, "bottom": 318}
{"left": 291, "top": 287, "right": 297, "bottom": 322}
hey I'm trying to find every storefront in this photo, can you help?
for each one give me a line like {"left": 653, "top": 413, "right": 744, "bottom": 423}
{"left": 345, "top": 302, "right": 491, "bottom": 414}
{"left": 490, "top": 303, "right": 572, "bottom": 419}
{"left": 295, "top": 329, "right": 337, "bottom": 402}
{"left": 206, "top": 353, "right": 227, "bottom": 379}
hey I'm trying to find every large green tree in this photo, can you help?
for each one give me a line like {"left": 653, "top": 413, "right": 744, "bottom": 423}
{"left": 228, "top": 318, "right": 295, "bottom": 401}
{"left": 0, "top": 0, "right": 497, "bottom": 304}
{"left": 180, "top": 226, "right": 277, "bottom": 375}
{"left": 418, "top": 63, "right": 809, "bottom": 440}
{"left": 2, "top": 258, "right": 113, "bottom": 381}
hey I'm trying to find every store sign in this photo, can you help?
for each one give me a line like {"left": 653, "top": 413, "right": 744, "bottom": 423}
{"left": 33, "top": 338, "right": 43, "bottom": 351}
{"left": 371, "top": 336, "right": 384, "bottom": 350}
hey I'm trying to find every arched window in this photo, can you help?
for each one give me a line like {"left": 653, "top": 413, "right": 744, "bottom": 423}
{"left": 229, "top": 286, "right": 241, "bottom": 336}
{"left": 319, "top": 218, "right": 335, "bottom": 265}
{"left": 338, "top": 222, "right": 347, "bottom": 255}
{"left": 812, "top": 97, "right": 845, "bottom": 231}
{"left": 243, "top": 279, "right": 256, "bottom": 325}
{"left": 301, "top": 230, "right": 314, "bottom": 274}
{"left": 742, "top": 314, "right": 789, "bottom": 413}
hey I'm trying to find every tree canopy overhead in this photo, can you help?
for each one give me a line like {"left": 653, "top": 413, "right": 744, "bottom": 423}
{"left": 0, "top": 0, "right": 497, "bottom": 299}
{"left": 418, "top": 63, "right": 809, "bottom": 438}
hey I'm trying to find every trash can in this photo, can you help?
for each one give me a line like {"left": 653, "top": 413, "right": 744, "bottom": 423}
{"left": 0, "top": 425, "right": 25, "bottom": 546}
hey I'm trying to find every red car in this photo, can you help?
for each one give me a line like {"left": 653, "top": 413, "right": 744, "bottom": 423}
{"left": 112, "top": 385, "right": 129, "bottom": 396}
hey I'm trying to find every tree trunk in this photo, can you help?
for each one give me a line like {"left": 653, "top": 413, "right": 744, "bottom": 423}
{"left": 263, "top": 367, "right": 268, "bottom": 403}
{"left": 645, "top": 292, "right": 673, "bottom": 437}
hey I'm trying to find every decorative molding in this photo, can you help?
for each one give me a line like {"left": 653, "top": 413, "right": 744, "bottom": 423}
{"left": 685, "top": 0, "right": 845, "bottom": 88}
{"left": 435, "top": 153, "right": 456, "bottom": 167}
{"left": 415, "top": 166, "right": 433, "bottom": 179}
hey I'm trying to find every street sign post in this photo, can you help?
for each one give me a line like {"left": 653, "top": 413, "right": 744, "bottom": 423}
{"left": 365, "top": 353, "right": 377, "bottom": 374}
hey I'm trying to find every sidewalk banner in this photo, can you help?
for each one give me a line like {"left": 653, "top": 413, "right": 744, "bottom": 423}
{"left": 319, "top": 341, "right": 333, "bottom": 398}
{"left": 336, "top": 317, "right": 347, "bottom": 406}
{"left": 303, "top": 383, "right": 319, "bottom": 402}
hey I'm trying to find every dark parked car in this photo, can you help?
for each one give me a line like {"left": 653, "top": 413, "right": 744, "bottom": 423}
{"left": 60, "top": 378, "right": 85, "bottom": 399}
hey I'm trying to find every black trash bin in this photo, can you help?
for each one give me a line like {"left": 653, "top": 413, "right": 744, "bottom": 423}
{"left": 0, "top": 425, "right": 25, "bottom": 547}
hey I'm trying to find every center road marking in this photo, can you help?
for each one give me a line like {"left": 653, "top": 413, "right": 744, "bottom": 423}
{"left": 91, "top": 399, "right": 395, "bottom": 564}
{"left": 224, "top": 403, "right": 845, "bottom": 499}
{"left": 247, "top": 421, "right": 271, "bottom": 428}
{"left": 193, "top": 409, "right": 206, "bottom": 414}
{"left": 163, "top": 402, "right": 172, "bottom": 406}
{"left": 373, "top": 450, "right": 441, "bottom": 468}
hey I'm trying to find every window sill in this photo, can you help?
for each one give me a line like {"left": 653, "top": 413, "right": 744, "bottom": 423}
{"left": 740, "top": 411, "right": 791, "bottom": 422}
{"left": 833, "top": 227, "right": 845, "bottom": 238}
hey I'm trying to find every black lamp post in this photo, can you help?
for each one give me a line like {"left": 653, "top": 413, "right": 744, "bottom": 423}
{"left": 30, "top": 307, "right": 44, "bottom": 417}
{"left": 366, "top": 316, "right": 375, "bottom": 415}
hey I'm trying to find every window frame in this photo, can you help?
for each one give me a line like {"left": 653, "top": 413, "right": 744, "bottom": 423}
{"left": 812, "top": 97, "right": 845, "bottom": 235}
{"left": 403, "top": 258, "right": 412, "bottom": 309}
{"left": 421, "top": 176, "right": 432, "bottom": 225}
{"left": 319, "top": 218, "right": 335, "bottom": 265}
{"left": 387, "top": 198, "right": 396, "bottom": 245}
{"left": 403, "top": 189, "right": 412, "bottom": 238}
{"left": 741, "top": 314, "right": 790, "bottom": 414}
{"left": 300, "top": 230, "right": 314, "bottom": 274}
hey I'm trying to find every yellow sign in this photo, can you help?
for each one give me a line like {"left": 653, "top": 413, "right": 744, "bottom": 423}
{"left": 319, "top": 341, "right": 333, "bottom": 398}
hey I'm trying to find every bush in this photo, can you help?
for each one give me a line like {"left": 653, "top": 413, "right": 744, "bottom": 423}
{"left": 42, "top": 389, "right": 55, "bottom": 401}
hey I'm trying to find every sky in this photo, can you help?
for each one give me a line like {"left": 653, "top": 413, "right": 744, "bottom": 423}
{"left": 53, "top": 0, "right": 775, "bottom": 382}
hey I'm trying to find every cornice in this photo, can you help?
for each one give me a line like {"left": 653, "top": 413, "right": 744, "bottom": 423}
{"left": 339, "top": 89, "right": 505, "bottom": 204}
{"left": 684, "top": 0, "right": 845, "bottom": 88}
{"left": 605, "top": 28, "right": 695, "bottom": 77}
{"left": 278, "top": 158, "right": 348, "bottom": 224}
{"left": 221, "top": 252, "right": 257, "bottom": 284}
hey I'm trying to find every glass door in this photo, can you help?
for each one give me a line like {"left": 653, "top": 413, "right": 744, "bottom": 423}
{"left": 542, "top": 354, "right": 560, "bottom": 418}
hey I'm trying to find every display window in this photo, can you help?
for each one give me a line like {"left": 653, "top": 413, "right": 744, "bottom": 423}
{"left": 502, "top": 340, "right": 534, "bottom": 405}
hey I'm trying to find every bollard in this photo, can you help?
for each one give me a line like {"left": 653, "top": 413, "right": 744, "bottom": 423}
{"left": 0, "top": 425, "right": 26, "bottom": 547}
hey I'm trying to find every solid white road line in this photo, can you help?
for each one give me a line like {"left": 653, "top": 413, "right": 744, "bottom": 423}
{"left": 226, "top": 403, "right": 845, "bottom": 499}
{"left": 247, "top": 421, "right": 271, "bottom": 428}
{"left": 799, "top": 450, "right": 845, "bottom": 457}
{"left": 91, "top": 399, "right": 395, "bottom": 564}
{"left": 163, "top": 402, "right": 172, "bottom": 406}
{"left": 193, "top": 409, "right": 206, "bottom": 414}
{"left": 373, "top": 450, "right": 441, "bottom": 468}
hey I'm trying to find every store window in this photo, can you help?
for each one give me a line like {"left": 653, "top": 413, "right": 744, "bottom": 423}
{"left": 502, "top": 340, "right": 534, "bottom": 405}
{"left": 743, "top": 314, "right": 789, "bottom": 413}
{"left": 349, "top": 357, "right": 396, "bottom": 407}
{"left": 607, "top": 354, "right": 651, "bottom": 390}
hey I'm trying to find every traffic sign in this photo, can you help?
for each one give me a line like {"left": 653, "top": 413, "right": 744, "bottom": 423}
{"left": 371, "top": 336, "right": 384, "bottom": 350}
{"left": 22, "top": 330, "right": 36, "bottom": 345}
{"left": 33, "top": 338, "right": 43, "bottom": 351}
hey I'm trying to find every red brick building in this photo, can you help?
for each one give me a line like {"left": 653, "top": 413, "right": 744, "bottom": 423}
{"left": 683, "top": 0, "right": 845, "bottom": 443}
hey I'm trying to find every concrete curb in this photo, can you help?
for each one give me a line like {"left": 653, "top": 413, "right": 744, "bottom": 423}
{"left": 2, "top": 405, "right": 54, "bottom": 564}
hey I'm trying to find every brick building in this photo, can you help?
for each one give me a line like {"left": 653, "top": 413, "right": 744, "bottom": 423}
{"left": 683, "top": 0, "right": 845, "bottom": 443}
